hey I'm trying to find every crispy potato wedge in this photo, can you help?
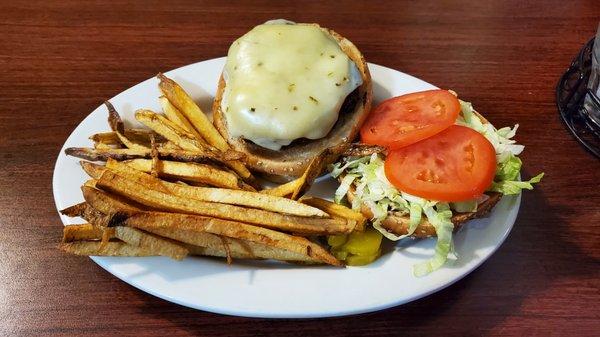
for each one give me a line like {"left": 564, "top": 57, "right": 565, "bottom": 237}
{"left": 300, "top": 196, "right": 366, "bottom": 231}
{"left": 149, "top": 133, "right": 160, "bottom": 177}
{"left": 157, "top": 74, "right": 256, "bottom": 184}
{"left": 120, "top": 158, "right": 252, "bottom": 191}
{"left": 62, "top": 223, "right": 114, "bottom": 242}
{"left": 260, "top": 179, "right": 299, "bottom": 197}
{"left": 83, "top": 179, "right": 97, "bottom": 188}
{"left": 65, "top": 147, "right": 240, "bottom": 166}
{"left": 123, "top": 211, "right": 341, "bottom": 266}
{"left": 96, "top": 169, "right": 354, "bottom": 235}
{"left": 114, "top": 226, "right": 188, "bottom": 260}
{"left": 290, "top": 148, "right": 337, "bottom": 200}
{"left": 59, "top": 241, "right": 156, "bottom": 257}
{"left": 184, "top": 244, "right": 252, "bottom": 259}
{"left": 104, "top": 159, "right": 325, "bottom": 217}
{"left": 105, "top": 101, "right": 124, "bottom": 134}
{"left": 60, "top": 202, "right": 88, "bottom": 218}
{"left": 167, "top": 185, "right": 326, "bottom": 217}
{"left": 260, "top": 149, "right": 336, "bottom": 199}
{"left": 81, "top": 185, "right": 141, "bottom": 214}
{"left": 135, "top": 109, "right": 207, "bottom": 152}
{"left": 159, "top": 96, "right": 206, "bottom": 143}
{"left": 90, "top": 132, "right": 121, "bottom": 146}
{"left": 94, "top": 142, "right": 114, "bottom": 150}
{"left": 157, "top": 141, "right": 182, "bottom": 151}
{"left": 62, "top": 222, "right": 114, "bottom": 246}
{"left": 148, "top": 227, "right": 316, "bottom": 262}
{"left": 115, "top": 132, "right": 150, "bottom": 151}
{"left": 80, "top": 161, "right": 106, "bottom": 179}
{"left": 61, "top": 202, "right": 120, "bottom": 227}
{"left": 90, "top": 129, "right": 164, "bottom": 147}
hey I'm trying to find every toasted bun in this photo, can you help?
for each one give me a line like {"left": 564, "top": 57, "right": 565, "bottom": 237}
{"left": 341, "top": 109, "right": 502, "bottom": 238}
{"left": 213, "top": 23, "right": 372, "bottom": 182}
{"left": 346, "top": 187, "right": 502, "bottom": 238}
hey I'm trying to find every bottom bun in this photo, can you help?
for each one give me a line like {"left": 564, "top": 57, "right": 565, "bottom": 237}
{"left": 346, "top": 185, "right": 502, "bottom": 238}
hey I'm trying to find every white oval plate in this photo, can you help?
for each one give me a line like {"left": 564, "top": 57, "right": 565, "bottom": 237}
{"left": 53, "top": 58, "right": 520, "bottom": 318}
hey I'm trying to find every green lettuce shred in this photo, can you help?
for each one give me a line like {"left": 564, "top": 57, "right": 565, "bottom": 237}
{"left": 491, "top": 172, "right": 544, "bottom": 195}
{"left": 414, "top": 203, "right": 456, "bottom": 277}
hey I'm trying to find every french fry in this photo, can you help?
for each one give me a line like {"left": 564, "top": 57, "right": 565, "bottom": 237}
{"left": 135, "top": 109, "right": 206, "bottom": 152}
{"left": 105, "top": 101, "right": 124, "bottom": 134}
{"left": 157, "top": 141, "right": 182, "bottom": 151}
{"left": 59, "top": 241, "right": 156, "bottom": 257}
{"left": 96, "top": 170, "right": 355, "bottom": 235}
{"left": 60, "top": 202, "right": 88, "bottom": 217}
{"left": 62, "top": 223, "right": 115, "bottom": 247}
{"left": 120, "top": 158, "right": 252, "bottom": 191}
{"left": 94, "top": 142, "right": 113, "bottom": 150}
{"left": 290, "top": 148, "right": 336, "bottom": 200}
{"left": 157, "top": 74, "right": 256, "bottom": 184}
{"left": 81, "top": 185, "right": 141, "bottom": 214}
{"left": 122, "top": 211, "right": 341, "bottom": 266}
{"left": 83, "top": 179, "right": 97, "bottom": 188}
{"left": 260, "top": 149, "right": 335, "bottom": 199}
{"left": 90, "top": 129, "right": 164, "bottom": 147}
{"left": 62, "top": 223, "right": 113, "bottom": 242}
{"left": 149, "top": 134, "right": 160, "bottom": 177}
{"left": 114, "top": 226, "right": 188, "bottom": 260}
{"left": 185, "top": 244, "right": 253, "bottom": 259}
{"left": 300, "top": 196, "right": 366, "bottom": 231}
{"left": 105, "top": 159, "right": 326, "bottom": 217}
{"left": 115, "top": 132, "right": 150, "bottom": 151}
{"left": 167, "top": 184, "right": 326, "bottom": 217}
{"left": 147, "top": 227, "right": 316, "bottom": 262}
{"left": 159, "top": 96, "right": 206, "bottom": 143}
{"left": 80, "top": 161, "right": 105, "bottom": 179}
{"left": 65, "top": 147, "right": 240, "bottom": 166}
{"left": 260, "top": 179, "right": 300, "bottom": 197}
{"left": 90, "top": 132, "right": 121, "bottom": 146}
{"left": 61, "top": 201, "right": 129, "bottom": 229}
{"left": 66, "top": 147, "right": 149, "bottom": 161}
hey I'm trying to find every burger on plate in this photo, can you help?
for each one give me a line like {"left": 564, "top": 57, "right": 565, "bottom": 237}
{"left": 213, "top": 19, "right": 372, "bottom": 182}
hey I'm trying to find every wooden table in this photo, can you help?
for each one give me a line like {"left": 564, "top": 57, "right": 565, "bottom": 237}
{"left": 1, "top": 1, "right": 599, "bottom": 336}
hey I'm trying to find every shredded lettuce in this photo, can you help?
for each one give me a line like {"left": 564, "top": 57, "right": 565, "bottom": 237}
{"left": 414, "top": 203, "right": 456, "bottom": 276}
{"left": 491, "top": 172, "right": 544, "bottom": 195}
{"left": 330, "top": 96, "right": 543, "bottom": 276}
{"left": 495, "top": 153, "right": 522, "bottom": 181}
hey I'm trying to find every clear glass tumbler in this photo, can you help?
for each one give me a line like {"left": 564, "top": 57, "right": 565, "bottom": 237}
{"left": 583, "top": 23, "right": 600, "bottom": 128}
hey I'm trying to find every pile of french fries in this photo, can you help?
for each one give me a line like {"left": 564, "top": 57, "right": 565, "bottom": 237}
{"left": 60, "top": 74, "right": 366, "bottom": 266}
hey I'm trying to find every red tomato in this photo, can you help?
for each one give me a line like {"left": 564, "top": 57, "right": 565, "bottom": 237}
{"left": 384, "top": 125, "right": 496, "bottom": 202}
{"left": 360, "top": 90, "right": 460, "bottom": 149}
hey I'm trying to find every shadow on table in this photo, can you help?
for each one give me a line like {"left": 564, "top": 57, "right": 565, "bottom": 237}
{"left": 131, "top": 173, "right": 598, "bottom": 335}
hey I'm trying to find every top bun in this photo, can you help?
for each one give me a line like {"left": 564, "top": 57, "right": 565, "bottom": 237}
{"left": 213, "top": 23, "right": 372, "bottom": 182}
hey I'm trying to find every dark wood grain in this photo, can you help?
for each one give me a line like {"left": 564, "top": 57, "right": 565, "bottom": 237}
{"left": 1, "top": 0, "right": 599, "bottom": 336}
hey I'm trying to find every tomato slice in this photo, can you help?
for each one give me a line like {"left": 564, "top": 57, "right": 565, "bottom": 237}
{"left": 360, "top": 89, "right": 460, "bottom": 149}
{"left": 384, "top": 125, "right": 496, "bottom": 202}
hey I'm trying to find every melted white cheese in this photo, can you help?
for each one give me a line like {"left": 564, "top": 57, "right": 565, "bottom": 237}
{"left": 221, "top": 21, "right": 362, "bottom": 150}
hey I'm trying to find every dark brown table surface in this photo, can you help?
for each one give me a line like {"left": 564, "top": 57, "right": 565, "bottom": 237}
{"left": 2, "top": 1, "right": 599, "bottom": 336}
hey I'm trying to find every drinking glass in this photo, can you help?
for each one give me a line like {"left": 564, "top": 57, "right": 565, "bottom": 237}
{"left": 583, "top": 23, "right": 600, "bottom": 128}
